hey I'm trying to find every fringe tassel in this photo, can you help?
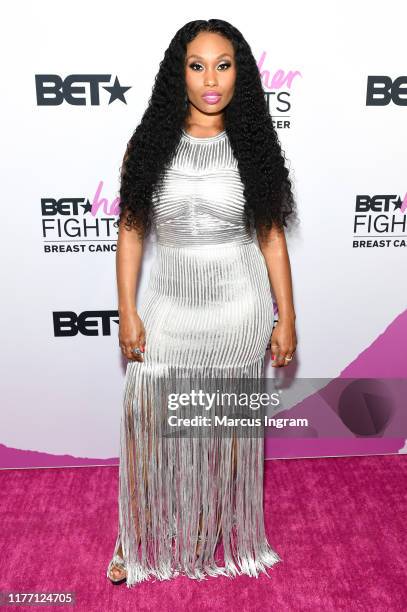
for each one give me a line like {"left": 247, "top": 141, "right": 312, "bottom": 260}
{"left": 109, "top": 357, "right": 282, "bottom": 587}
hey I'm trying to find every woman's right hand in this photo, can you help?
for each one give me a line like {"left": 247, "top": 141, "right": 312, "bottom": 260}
{"left": 118, "top": 309, "right": 146, "bottom": 362}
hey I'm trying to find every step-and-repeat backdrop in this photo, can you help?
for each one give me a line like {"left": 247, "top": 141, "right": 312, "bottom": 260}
{"left": 2, "top": 1, "right": 406, "bottom": 468}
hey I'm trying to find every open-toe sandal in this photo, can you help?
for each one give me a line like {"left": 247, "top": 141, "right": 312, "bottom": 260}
{"left": 106, "top": 554, "right": 127, "bottom": 585}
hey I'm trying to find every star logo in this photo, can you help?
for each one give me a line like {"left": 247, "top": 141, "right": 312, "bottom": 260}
{"left": 394, "top": 193, "right": 407, "bottom": 213}
{"left": 102, "top": 76, "right": 132, "bottom": 104}
{"left": 81, "top": 199, "right": 93, "bottom": 214}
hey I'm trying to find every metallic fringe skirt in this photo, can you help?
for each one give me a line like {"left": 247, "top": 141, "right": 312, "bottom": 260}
{"left": 109, "top": 356, "right": 282, "bottom": 587}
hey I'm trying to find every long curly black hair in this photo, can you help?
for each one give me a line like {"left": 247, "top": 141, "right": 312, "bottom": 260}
{"left": 114, "top": 18, "right": 297, "bottom": 241}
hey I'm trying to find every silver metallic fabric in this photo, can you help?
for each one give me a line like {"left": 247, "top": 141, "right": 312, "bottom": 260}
{"left": 108, "top": 128, "right": 282, "bottom": 587}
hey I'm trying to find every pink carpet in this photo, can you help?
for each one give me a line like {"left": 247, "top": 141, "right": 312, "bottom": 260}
{"left": 1, "top": 455, "right": 406, "bottom": 611}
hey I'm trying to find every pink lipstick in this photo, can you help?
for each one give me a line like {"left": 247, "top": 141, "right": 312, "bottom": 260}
{"left": 202, "top": 91, "right": 222, "bottom": 105}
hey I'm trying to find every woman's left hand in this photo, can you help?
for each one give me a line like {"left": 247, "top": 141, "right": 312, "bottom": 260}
{"left": 270, "top": 318, "right": 297, "bottom": 367}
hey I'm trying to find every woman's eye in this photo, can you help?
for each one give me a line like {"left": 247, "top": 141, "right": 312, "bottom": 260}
{"left": 188, "top": 62, "right": 232, "bottom": 71}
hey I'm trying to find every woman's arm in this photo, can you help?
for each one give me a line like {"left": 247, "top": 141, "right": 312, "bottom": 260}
{"left": 116, "top": 144, "right": 147, "bottom": 361}
{"left": 257, "top": 225, "right": 297, "bottom": 367}
{"left": 116, "top": 217, "right": 144, "bottom": 317}
{"left": 116, "top": 218, "right": 147, "bottom": 361}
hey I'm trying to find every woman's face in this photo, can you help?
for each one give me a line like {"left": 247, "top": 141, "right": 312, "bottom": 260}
{"left": 184, "top": 32, "right": 236, "bottom": 118}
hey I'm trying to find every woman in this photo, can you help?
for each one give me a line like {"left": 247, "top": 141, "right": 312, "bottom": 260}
{"left": 107, "top": 19, "right": 297, "bottom": 587}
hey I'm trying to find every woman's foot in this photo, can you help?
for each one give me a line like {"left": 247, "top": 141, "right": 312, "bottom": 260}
{"left": 107, "top": 544, "right": 127, "bottom": 584}
{"left": 107, "top": 556, "right": 127, "bottom": 583}
{"left": 108, "top": 560, "right": 127, "bottom": 582}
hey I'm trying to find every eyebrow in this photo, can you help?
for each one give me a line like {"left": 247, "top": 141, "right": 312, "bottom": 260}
{"left": 186, "top": 53, "right": 233, "bottom": 61}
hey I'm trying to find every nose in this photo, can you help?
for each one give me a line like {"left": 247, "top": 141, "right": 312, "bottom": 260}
{"left": 204, "top": 68, "right": 218, "bottom": 86}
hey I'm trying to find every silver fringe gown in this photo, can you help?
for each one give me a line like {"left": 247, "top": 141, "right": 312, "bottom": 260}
{"left": 108, "top": 128, "right": 282, "bottom": 587}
